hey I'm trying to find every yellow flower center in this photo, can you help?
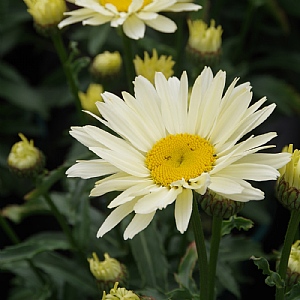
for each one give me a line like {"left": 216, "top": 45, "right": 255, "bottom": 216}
{"left": 100, "top": 0, "right": 152, "bottom": 12}
{"left": 145, "top": 133, "right": 216, "bottom": 187}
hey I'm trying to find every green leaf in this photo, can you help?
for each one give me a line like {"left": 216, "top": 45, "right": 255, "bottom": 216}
{"left": 167, "top": 287, "right": 199, "bottom": 300}
{"left": 221, "top": 216, "right": 254, "bottom": 236}
{"left": 7, "top": 284, "right": 52, "bottom": 300}
{"left": 0, "top": 232, "right": 70, "bottom": 265}
{"left": 251, "top": 256, "right": 285, "bottom": 288}
{"left": 286, "top": 283, "right": 300, "bottom": 300}
{"left": 129, "top": 222, "right": 168, "bottom": 290}
{"left": 174, "top": 242, "right": 198, "bottom": 292}
{"left": 217, "top": 261, "right": 240, "bottom": 298}
{"left": 251, "top": 75, "right": 300, "bottom": 116}
{"left": 33, "top": 252, "right": 98, "bottom": 297}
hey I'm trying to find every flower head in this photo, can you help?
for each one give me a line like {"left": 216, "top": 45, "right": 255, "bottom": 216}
{"left": 58, "top": 0, "right": 201, "bottom": 40}
{"left": 88, "top": 252, "right": 127, "bottom": 291}
{"left": 102, "top": 282, "right": 140, "bottom": 300}
{"left": 90, "top": 51, "right": 122, "bottom": 80}
{"left": 187, "top": 19, "right": 222, "bottom": 65}
{"left": 66, "top": 67, "right": 290, "bottom": 239}
{"left": 133, "top": 49, "right": 175, "bottom": 84}
{"left": 24, "top": 0, "right": 67, "bottom": 28}
{"left": 79, "top": 83, "right": 104, "bottom": 115}
{"left": 276, "top": 144, "right": 300, "bottom": 210}
{"left": 8, "top": 133, "right": 45, "bottom": 178}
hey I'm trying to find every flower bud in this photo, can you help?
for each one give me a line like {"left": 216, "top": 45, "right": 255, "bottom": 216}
{"left": 278, "top": 240, "right": 300, "bottom": 290}
{"left": 199, "top": 190, "right": 245, "bottom": 219}
{"left": 276, "top": 144, "right": 300, "bottom": 211}
{"left": 186, "top": 19, "right": 223, "bottom": 66}
{"left": 7, "top": 133, "right": 45, "bottom": 178}
{"left": 133, "top": 49, "right": 175, "bottom": 85}
{"left": 23, "top": 0, "right": 67, "bottom": 34}
{"left": 90, "top": 51, "right": 122, "bottom": 81}
{"left": 88, "top": 253, "right": 127, "bottom": 292}
{"left": 78, "top": 83, "right": 103, "bottom": 116}
{"left": 102, "top": 282, "right": 139, "bottom": 300}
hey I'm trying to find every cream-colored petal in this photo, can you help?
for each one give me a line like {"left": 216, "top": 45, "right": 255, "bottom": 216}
{"left": 134, "top": 187, "right": 179, "bottom": 213}
{"left": 163, "top": 2, "right": 201, "bottom": 12}
{"left": 89, "top": 147, "right": 148, "bottom": 177}
{"left": 66, "top": 160, "right": 118, "bottom": 179}
{"left": 174, "top": 189, "right": 192, "bottom": 233}
{"left": 123, "top": 14, "right": 146, "bottom": 39}
{"left": 187, "top": 67, "right": 213, "bottom": 133}
{"left": 235, "top": 152, "right": 291, "bottom": 169}
{"left": 98, "top": 92, "right": 155, "bottom": 152}
{"left": 198, "top": 70, "right": 226, "bottom": 138}
{"left": 216, "top": 163, "right": 280, "bottom": 181}
{"left": 91, "top": 173, "right": 152, "bottom": 197}
{"left": 124, "top": 211, "right": 156, "bottom": 239}
{"left": 108, "top": 181, "right": 154, "bottom": 208}
{"left": 97, "top": 200, "right": 136, "bottom": 238}
{"left": 209, "top": 176, "right": 244, "bottom": 194}
{"left": 144, "top": 15, "right": 177, "bottom": 33}
{"left": 82, "top": 14, "right": 112, "bottom": 25}
{"left": 213, "top": 179, "right": 264, "bottom": 202}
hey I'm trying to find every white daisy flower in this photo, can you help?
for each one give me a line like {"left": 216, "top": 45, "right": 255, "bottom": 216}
{"left": 58, "top": 0, "right": 201, "bottom": 40}
{"left": 67, "top": 67, "right": 291, "bottom": 239}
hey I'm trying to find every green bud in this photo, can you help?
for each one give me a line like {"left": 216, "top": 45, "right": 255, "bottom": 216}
{"left": 88, "top": 253, "right": 127, "bottom": 293}
{"left": 276, "top": 177, "right": 300, "bottom": 211}
{"left": 7, "top": 133, "right": 45, "bottom": 178}
{"left": 199, "top": 190, "right": 245, "bottom": 219}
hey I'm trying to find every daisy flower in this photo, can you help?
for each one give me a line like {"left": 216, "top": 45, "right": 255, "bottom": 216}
{"left": 58, "top": 0, "right": 201, "bottom": 40}
{"left": 67, "top": 67, "right": 291, "bottom": 239}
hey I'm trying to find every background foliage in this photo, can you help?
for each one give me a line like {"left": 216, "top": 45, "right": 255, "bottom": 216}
{"left": 1, "top": 0, "right": 300, "bottom": 299}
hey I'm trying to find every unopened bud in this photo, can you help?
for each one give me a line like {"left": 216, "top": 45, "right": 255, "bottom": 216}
{"left": 199, "top": 190, "right": 244, "bottom": 219}
{"left": 8, "top": 133, "right": 45, "bottom": 178}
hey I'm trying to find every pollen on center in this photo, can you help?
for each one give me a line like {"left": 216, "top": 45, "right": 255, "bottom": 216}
{"left": 99, "top": 0, "right": 152, "bottom": 12}
{"left": 145, "top": 133, "right": 216, "bottom": 187}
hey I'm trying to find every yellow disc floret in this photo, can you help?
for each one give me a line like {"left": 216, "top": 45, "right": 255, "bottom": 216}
{"left": 145, "top": 133, "right": 216, "bottom": 187}
{"left": 99, "top": 0, "right": 152, "bottom": 12}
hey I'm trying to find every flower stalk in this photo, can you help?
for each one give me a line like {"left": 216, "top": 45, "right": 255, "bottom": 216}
{"left": 50, "top": 29, "right": 84, "bottom": 124}
{"left": 121, "top": 29, "right": 135, "bottom": 94}
{"left": 276, "top": 210, "right": 300, "bottom": 300}
{"left": 191, "top": 196, "right": 209, "bottom": 300}
{"left": 208, "top": 215, "right": 223, "bottom": 300}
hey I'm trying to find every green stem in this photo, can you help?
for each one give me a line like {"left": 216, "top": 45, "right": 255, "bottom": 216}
{"left": 43, "top": 194, "right": 78, "bottom": 251}
{"left": 208, "top": 215, "right": 223, "bottom": 300}
{"left": 193, "top": 0, "right": 210, "bottom": 22}
{"left": 0, "top": 213, "right": 20, "bottom": 244}
{"left": 50, "top": 29, "right": 84, "bottom": 124}
{"left": 121, "top": 29, "right": 135, "bottom": 94}
{"left": 276, "top": 210, "right": 300, "bottom": 300}
{"left": 0, "top": 213, "right": 46, "bottom": 285}
{"left": 191, "top": 196, "right": 209, "bottom": 300}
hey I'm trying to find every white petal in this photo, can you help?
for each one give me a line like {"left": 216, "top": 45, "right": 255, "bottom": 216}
{"left": 175, "top": 189, "right": 193, "bottom": 233}
{"left": 213, "top": 179, "right": 264, "bottom": 202}
{"left": 108, "top": 181, "right": 154, "bottom": 208}
{"left": 234, "top": 152, "right": 291, "bottom": 169}
{"left": 124, "top": 211, "right": 156, "bottom": 239}
{"left": 187, "top": 67, "right": 213, "bottom": 133}
{"left": 198, "top": 70, "right": 226, "bottom": 138}
{"left": 90, "top": 147, "right": 148, "bottom": 177}
{"left": 97, "top": 200, "right": 136, "bottom": 237}
{"left": 66, "top": 160, "right": 118, "bottom": 179}
{"left": 82, "top": 14, "right": 112, "bottom": 25}
{"left": 134, "top": 187, "right": 179, "bottom": 213}
{"left": 216, "top": 163, "right": 280, "bottom": 181}
{"left": 123, "top": 14, "right": 145, "bottom": 39}
{"left": 144, "top": 15, "right": 177, "bottom": 33}
{"left": 163, "top": 3, "right": 201, "bottom": 12}
{"left": 209, "top": 176, "right": 244, "bottom": 194}
{"left": 91, "top": 173, "right": 151, "bottom": 196}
